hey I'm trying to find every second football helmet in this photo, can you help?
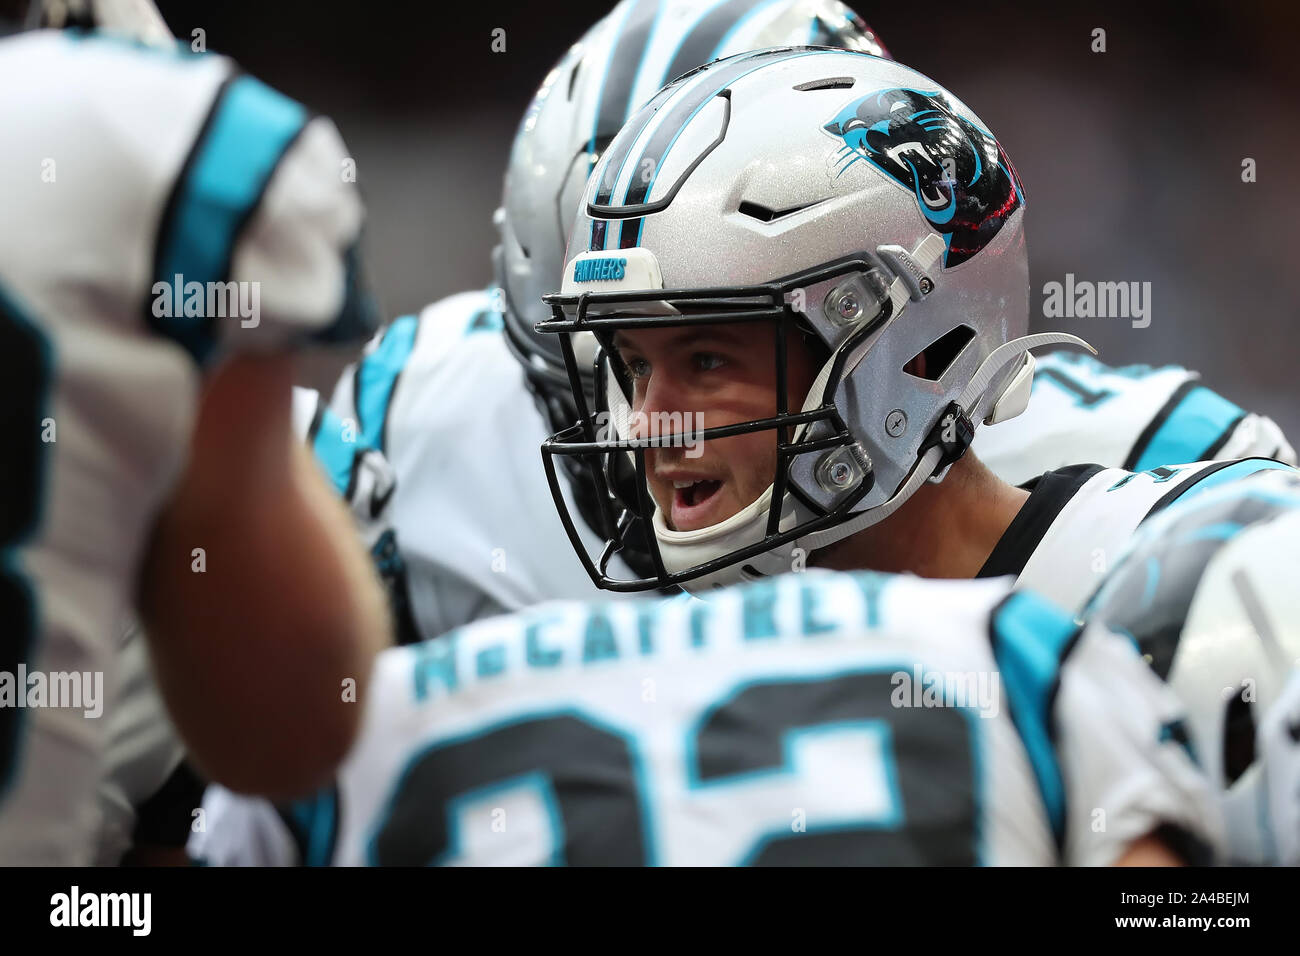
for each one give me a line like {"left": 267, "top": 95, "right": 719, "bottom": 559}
{"left": 495, "top": 0, "right": 889, "bottom": 437}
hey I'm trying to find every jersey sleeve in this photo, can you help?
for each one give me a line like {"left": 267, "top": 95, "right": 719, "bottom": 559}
{"left": 974, "top": 350, "right": 1298, "bottom": 485}
{"left": 1053, "top": 620, "right": 1225, "bottom": 866}
{"left": 226, "top": 110, "right": 378, "bottom": 347}
{"left": 974, "top": 352, "right": 1195, "bottom": 485}
{"left": 150, "top": 72, "right": 379, "bottom": 363}
{"left": 188, "top": 785, "right": 299, "bottom": 866}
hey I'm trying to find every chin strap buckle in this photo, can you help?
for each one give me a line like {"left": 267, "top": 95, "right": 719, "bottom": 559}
{"left": 918, "top": 401, "right": 975, "bottom": 476}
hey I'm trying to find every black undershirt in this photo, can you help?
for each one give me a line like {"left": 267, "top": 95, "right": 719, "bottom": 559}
{"left": 976, "top": 463, "right": 1104, "bottom": 579}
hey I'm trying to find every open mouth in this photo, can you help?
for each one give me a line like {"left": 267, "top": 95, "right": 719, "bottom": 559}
{"left": 675, "top": 479, "right": 721, "bottom": 508}
{"left": 669, "top": 478, "right": 724, "bottom": 531}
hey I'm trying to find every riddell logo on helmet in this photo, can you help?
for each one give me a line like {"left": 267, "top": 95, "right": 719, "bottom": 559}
{"left": 573, "top": 257, "right": 627, "bottom": 283}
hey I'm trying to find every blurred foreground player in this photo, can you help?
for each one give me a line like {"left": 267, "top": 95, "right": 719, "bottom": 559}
{"left": 193, "top": 573, "right": 1222, "bottom": 866}
{"left": 95, "top": 386, "right": 404, "bottom": 865}
{"left": 0, "top": 0, "right": 387, "bottom": 863}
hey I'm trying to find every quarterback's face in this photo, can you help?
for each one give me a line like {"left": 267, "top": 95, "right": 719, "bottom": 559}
{"left": 611, "top": 323, "right": 818, "bottom": 533}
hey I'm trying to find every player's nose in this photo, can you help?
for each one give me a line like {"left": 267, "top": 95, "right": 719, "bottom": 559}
{"left": 629, "top": 374, "right": 688, "bottom": 439}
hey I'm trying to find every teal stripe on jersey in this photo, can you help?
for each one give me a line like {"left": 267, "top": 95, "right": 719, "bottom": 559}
{"left": 464, "top": 302, "right": 504, "bottom": 335}
{"left": 1133, "top": 385, "right": 1245, "bottom": 472}
{"left": 153, "top": 75, "right": 308, "bottom": 364}
{"left": 306, "top": 789, "right": 339, "bottom": 867}
{"left": 356, "top": 315, "right": 419, "bottom": 453}
{"left": 310, "top": 406, "right": 358, "bottom": 497}
{"left": 281, "top": 786, "right": 340, "bottom": 866}
{"left": 0, "top": 283, "right": 53, "bottom": 799}
{"left": 990, "top": 591, "right": 1078, "bottom": 847}
{"left": 1170, "top": 459, "right": 1296, "bottom": 506}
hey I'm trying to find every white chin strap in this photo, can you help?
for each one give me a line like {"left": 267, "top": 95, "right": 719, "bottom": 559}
{"left": 652, "top": 331, "right": 1094, "bottom": 591}
{"left": 654, "top": 486, "right": 781, "bottom": 573}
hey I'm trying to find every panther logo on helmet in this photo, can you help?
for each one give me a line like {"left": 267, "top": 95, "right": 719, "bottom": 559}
{"left": 823, "top": 88, "right": 1023, "bottom": 267}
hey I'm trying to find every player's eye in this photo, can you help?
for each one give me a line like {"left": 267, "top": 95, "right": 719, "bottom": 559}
{"left": 625, "top": 356, "right": 651, "bottom": 379}
{"left": 692, "top": 352, "right": 725, "bottom": 373}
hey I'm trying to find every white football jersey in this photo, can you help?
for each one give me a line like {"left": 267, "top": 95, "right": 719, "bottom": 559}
{"left": 190, "top": 571, "right": 1221, "bottom": 866}
{"left": 329, "top": 291, "right": 638, "bottom": 641}
{"left": 979, "top": 457, "right": 1298, "bottom": 613}
{"left": 0, "top": 30, "right": 375, "bottom": 863}
{"left": 974, "top": 350, "right": 1295, "bottom": 486}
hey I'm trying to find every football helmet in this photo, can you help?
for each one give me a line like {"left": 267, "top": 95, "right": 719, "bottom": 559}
{"left": 537, "top": 48, "right": 1086, "bottom": 593}
{"left": 495, "top": 0, "right": 889, "bottom": 438}
{"left": 1086, "top": 469, "right": 1300, "bottom": 865}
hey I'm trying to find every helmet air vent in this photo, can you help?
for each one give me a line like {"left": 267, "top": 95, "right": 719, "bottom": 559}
{"left": 737, "top": 199, "right": 824, "bottom": 223}
{"left": 792, "top": 76, "right": 856, "bottom": 92}
{"left": 904, "top": 325, "right": 976, "bottom": 382}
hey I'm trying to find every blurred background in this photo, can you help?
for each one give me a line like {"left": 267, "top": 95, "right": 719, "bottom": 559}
{"left": 156, "top": 0, "right": 1299, "bottom": 436}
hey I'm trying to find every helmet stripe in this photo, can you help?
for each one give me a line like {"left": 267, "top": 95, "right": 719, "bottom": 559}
{"left": 659, "top": 0, "right": 767, "bottom": 90}
{"left": 590, "top": 0, "right": 663, "bottom": 160}
{"left": 590, "top": 71, "right": 690, "bottom": 211}
{"left": 616, "top": 47, "right": 836, "bottom": 247}
{"left": 588, "top": 83, "right": 673, "bottom": 250}
{"left": 705, "top": 0, "right": 791, "bottom": 65}
{"left": 621, "top": 47, "right": 813, "bottom": 209}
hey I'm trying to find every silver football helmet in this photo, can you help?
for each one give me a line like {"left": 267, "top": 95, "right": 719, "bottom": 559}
{"left": 495, "top": 0, "right": 889, "bottom": 432}
{"left": 538, "top": 48, "right": 1086, "bottom": 593}
{"left": 1086, "top": 469, "right": 1300, "bottom": 865}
